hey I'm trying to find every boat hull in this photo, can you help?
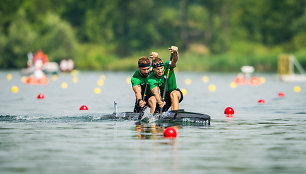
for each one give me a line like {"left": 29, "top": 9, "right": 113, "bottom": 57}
{"left": 106, "top": 110, "right": 211, "bottom": 125}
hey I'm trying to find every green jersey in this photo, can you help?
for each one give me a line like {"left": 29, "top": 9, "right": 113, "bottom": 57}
{"left": 131, "top": 70, "right": 153, "bottom": 97}
{"left": 148, "top": 61, "right": 177, "bottom": 96}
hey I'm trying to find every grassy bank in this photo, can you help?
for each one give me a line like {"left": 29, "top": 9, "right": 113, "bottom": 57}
{"left": 73, "top": 43, "right": 306, "bottom": 72}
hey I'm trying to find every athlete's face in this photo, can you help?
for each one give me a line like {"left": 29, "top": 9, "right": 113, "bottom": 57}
{"left": 154, "top": 66, "right": 164, "bottom": 78}
{"left": 139, "top": 66, "right": 150, "bottom": 77}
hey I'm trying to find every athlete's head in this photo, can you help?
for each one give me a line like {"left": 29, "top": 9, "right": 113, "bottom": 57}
{"left": 138, "top": 56, "right": 150, "bottom": 77}
{"left": 152, "top": 58, "right": 164, "bottom": 78}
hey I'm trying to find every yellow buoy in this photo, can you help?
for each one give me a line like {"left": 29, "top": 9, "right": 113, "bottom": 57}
{"left": 61, "top": 82, "right": 68, "bottom": 89}
{"left": 70, "top": 70, "right": 79, "bottom": 76}
{"left": 230, "top": 82, "right": 237, "bottom": 88}
{"left": 97, "top": 79, "right": 104, "bottom": 86}
{"left": 126, "top": 77, "right": 131, "bottom": 84}
{"left": 202, "top": 76, "right": 209, "bottom": 83}
{"left": 294, "top": 86, "right": 301, "bottom": 93}
{"left": 259, "top": 77, "right": 266, "bottom": 84}
{"left": 72, "top": 76, "right": 78, "bottom": 83}
{"left": 100, "top": 75, "right": 106, "bottom": 80}
{"left": 180, "top": 88, "right": 187, "bottom": 96}
{"left": 208, "top": 84, "right": 216, "bottom": 92}
{"left": 11, "top": 86, "right": 19, "bottom": 93}
{"left": 7, "top": 73, "right": 12, "bottom": 80}
{"left": 52, "top": 74, "right": 58, "bottom": 81}
{"left": 21, "top": 76, "right": 27, "bottom": 83}
{"left": 94, "top": 87, "right": 101, "bottom": 94}
{"left": 185, "top": 78, "right": 192, "bottom": 85}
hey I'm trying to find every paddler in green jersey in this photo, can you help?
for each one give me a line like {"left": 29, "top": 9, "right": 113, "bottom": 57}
{"left": 148, "top": 46, "right": 183, "bottom": 113}
{"left": 131, "top": 54, "right": 158, "bottom": 113}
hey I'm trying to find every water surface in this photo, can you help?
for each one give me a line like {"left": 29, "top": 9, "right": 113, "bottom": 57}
{"left": 1, "top": 71, "right": 305, "bottom": 174}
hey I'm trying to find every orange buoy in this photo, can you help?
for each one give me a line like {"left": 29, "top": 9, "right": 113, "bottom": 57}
{"left": 25, "top": 76, "right": 36, "bottom": 84}
{"left": 234, "top": 74, "right": 246, "bottom": 85}
{"left": 249, "top": 77, "right": 261, "bottom": 86}
{"left": 25, "top": 76, "right": 49, "bottom": 85}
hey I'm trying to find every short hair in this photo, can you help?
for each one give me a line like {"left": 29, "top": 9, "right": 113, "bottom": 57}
{"left": 153, "top": 57, "right": 163, "bottom": 64}
{"left": 138, "top": 56, "right": 150, "bottom": 67}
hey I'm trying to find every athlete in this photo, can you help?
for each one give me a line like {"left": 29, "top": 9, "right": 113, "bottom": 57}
{"left": 131, "top": 53, "right": 158, "bottom": 114}
{"left": 148, "top": 46, "right": 183, "bottom": 113}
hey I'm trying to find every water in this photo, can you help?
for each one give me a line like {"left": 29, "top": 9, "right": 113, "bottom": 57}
{"left": 1, "top": 70, "right": 306, "bottom": 174}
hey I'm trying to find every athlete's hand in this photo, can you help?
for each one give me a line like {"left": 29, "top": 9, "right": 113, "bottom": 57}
{"left": 139, "top": 100, "right": 146, "bottom": 108}
{"left": 158, "top": 101, "right": 166, "bottom": 108}
{"left": 169, "top": 46, "right": 178, "bottom": 53}
{"left": 150, "top": 52, "right": 159, "bottom": 59}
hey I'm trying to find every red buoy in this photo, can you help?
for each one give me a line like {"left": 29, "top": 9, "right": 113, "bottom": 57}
{"left": 163, "top": 127, "right": 177, "bottom": 138}
{"left": 278, "top": 92, "right": 285, "bottom": 97}
{"left": 37, "top": 93, "right": 44, "bottom": 99}
{"left": 258, "top": 99, "right": 265, "bottom": 104}
{"left": 80, "top": 105, "right": 88, "bottom": 110}
{"left": 224, "top": 107, "right": 234, "bottom": 117}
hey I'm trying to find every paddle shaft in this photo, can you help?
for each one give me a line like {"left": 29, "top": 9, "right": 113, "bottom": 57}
{"left": 160, "top": 52, "right": 173, "bottom": 113}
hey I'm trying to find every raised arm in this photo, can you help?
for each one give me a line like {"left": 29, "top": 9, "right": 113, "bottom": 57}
{"left": 170, "top": 46, "right": 178, "bottom": 67}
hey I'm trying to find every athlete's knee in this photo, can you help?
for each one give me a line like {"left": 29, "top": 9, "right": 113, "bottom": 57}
{"left": 148, "top": 96, "right": 156, "bottom": 105}
{"left": 170, "top": 91, "right": 180, "bottom": 99}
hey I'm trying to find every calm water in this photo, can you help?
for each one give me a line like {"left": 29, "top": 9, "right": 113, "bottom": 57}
{"left": 0, "top": 70, "right": 306, "bottom": 174}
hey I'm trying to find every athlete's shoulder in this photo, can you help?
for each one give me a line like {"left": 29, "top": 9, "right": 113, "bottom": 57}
{"left": 148, "top": 73, "right": 157, "bottom": 82}
{"left": 132, "top": 70, "right": 140, "bottom": 77}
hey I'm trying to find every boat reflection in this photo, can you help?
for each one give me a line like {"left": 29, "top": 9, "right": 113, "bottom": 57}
{"left": 135, "top": 122, "right": 180, "bottom": 141}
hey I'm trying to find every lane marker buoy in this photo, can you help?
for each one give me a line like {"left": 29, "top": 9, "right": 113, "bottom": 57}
{"left": 61, "top": 82, "right": 68, "bottom": 89}
{"left": 163, "top": 127, "right": 177, "bottom": 138}
{"left": 11, "top": 86, "right": 19, "bottom": 93}
{"left": 94, "top": 87, "right": 101, "bottom": 94}
{"left": 208, "top": 84, "right": 216, "bottom": 92}
{"left": 258, "top": 99, "right": 265, "bottom": 104}
{"left": 37, "top": 93, "right": 44, "bottom": 99}
{"left": 80, "top": 105, "right": 88, "bottom": 110}
{"left": 293, "top": 86, "right": 301, "bottom": 93}
{"left": 72, "top": 76, "right": 78, "bottom": 83}
{"left": 97, "top": 79, "right": 104, "bottom": 86}
{"left": 185, "top": 78, "right": 192, "bottom": 85}
{"left": 278, "top": 92, "right": 285, "bottom": 97}
{"left": 7, "top": 74, "right": 12, "bottom": 80}
{"left": 230, "top": 82, "right": 237, "bottom": 88}
{"left": 180, "top": 88, "right": 187, "bottom": 96}
{"left": 202, "top": 76, "right": 209, "bottom": 83}
{"left": 224, "top": 107, "right": 234, "bottom": 117}
{"left": 126, "top": 77, "right": 131, "bottom": 85}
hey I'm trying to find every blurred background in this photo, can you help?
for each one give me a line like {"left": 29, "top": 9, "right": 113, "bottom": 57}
{"left": 1, "top": 0, "right": 306, "bottom": 72}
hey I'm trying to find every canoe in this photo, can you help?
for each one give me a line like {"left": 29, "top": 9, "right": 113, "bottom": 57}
{"left": 105, "top": 110, "right": 210, "bottom": 125}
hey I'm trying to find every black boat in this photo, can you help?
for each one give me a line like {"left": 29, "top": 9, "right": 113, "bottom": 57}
{"left": 105, "top": 102, "right": 211, "bottom": 125}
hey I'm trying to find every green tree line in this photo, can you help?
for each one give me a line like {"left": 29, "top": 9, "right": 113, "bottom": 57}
{"left": 1, "top": 0, "right": 306, "bottom": 71}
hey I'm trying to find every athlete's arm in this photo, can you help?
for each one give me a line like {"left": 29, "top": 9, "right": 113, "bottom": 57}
{"left": 170, "top": 46, "right": 178, "bottom": 68}
{"left": 132, "top": 85, "right": 146, "bottom": 107}
{"left": 151, "top": 86, "right": 165, "bottom": 108}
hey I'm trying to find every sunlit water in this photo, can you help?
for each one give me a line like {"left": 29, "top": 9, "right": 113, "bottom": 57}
{"left": 1, "top": 70, "right": 306, "bottom": 174}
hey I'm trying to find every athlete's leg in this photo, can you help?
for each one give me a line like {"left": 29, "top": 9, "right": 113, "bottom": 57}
{"left": 170, "top": 90, "right": 181, "bottom": 110}
{"left": 148, "top": 96, "right": 157, "bottom": 113}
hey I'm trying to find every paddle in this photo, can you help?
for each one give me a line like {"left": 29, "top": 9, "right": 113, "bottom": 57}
{"left": 138, "top": 56, "right": 155, "bottom": 120}
{"left": 160, "top": 48, "right": 173, "bottom": 114}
